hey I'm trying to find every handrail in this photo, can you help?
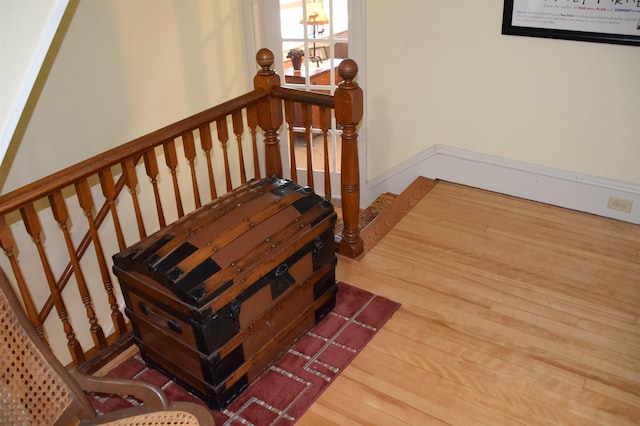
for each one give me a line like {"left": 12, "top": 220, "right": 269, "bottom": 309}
{"left": 270, "top": 86, "right": 335, "bottom": 107}
{"left": 0, "top": 90, "right": 269, "bottom": 214}
{"left": 0, "top": 48, "right": 362, "bottom": 370}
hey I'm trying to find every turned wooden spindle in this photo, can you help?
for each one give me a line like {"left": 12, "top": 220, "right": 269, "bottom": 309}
{"left": 232, "top": 110, "right": 248, "bottom": 184}
{"left": 319, "top": 106, "right": 332, "bottom": 200}
{"left": 99, "top": 168, "right": 126, "bottom": 250}
{"left": 75, "top": 179, "right": 127, "bottom": 336}
{"left": 142, "top": 150, "right": 167, "bottom": 228}
{"left": 283, "top": 100, "right": 298, "bottom": 181}
{"left": 216, "top": 118, "right": 233, "bottom": 192}
{"left": 122, "top": 157, "right": 148, "bottom": 238}
{"left": 20, "top": 203, "right": 85, "bottom": 363}
{"left": 198, "top": 124, "right": 218, "bottom": 200}
{"left": 302, "top": 103, "right": 314, "bottom": 189}
{"left": 182, "top": 130, "right": 202, "bottom": 209}
{"left": 246, "top": 104, "right": 261, "bottom": 179}
{"left": 163, "top": 139, "right": 184, "bottom": 219}
{"left": 0, "top": 215, "right": 46, "bottom": 341}
{"left": 335, "top": 59, "right": 364, "bottom": 258}
{"left": 254, "top": 48, "right": 284, "bottom": 178}
{"left": 49, "top": 190, "right": 107, "bottom": 349}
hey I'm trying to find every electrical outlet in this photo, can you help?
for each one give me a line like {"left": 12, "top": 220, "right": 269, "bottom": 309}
{"left": 607, "top": 196, "right": 633, "bottom": 213}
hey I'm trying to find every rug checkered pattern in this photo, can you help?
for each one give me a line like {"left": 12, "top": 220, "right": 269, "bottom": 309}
{"left": 89, "top": 283, "right": 400, "bottom": 425}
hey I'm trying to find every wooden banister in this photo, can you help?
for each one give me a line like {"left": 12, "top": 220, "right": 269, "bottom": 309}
{"left": 0, "top": 91, "right": 269, "bottom": 216}
{"left": 0, "top": 49, "right": 363, "bottom": 371}
{"left": 334, "top": 59, "right": 364, "bottom": 257}
{"left": 253, "top": 48, "right": 284, "bottom": 178}
{"left": 253, "top": 49, "right": 363, "bottom": 257}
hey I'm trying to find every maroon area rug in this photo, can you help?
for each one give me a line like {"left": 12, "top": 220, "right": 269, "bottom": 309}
{"left": 89, "top": 282, "right": 400, "bottom": 425}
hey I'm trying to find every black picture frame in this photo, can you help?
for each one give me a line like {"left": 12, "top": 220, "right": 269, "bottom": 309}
{"left": 502, "top": 0, "right": 640, "bottom": 47}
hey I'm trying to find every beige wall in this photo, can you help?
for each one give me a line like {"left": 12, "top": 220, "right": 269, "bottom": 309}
{"left": 0, "top": 0, "right": 252, "bottom": 364}
{"left": 366, "top": 0, "right": 640, "bottom": 185}
{"left": 0, "top": 0, "right": 66, "bottom": 166}
{"left": 1, "top": 0, "right": 250, "bottom": 193}
{"left": 9, "top": 0, "right": 637, "bottom": 192}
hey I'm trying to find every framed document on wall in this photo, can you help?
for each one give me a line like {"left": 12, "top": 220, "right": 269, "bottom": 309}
{"left": 502, "top": 0, "right": 640, "bottom": 46}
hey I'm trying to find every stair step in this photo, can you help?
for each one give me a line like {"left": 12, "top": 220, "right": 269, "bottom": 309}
{"left": 360, "top": 177, "right": 438, "bottom": 256}
{"left": 334, "top": 177, "right": 438, "bottom": 257}
{"left": 334, "top": 192, "right": 397, "bottom": 238}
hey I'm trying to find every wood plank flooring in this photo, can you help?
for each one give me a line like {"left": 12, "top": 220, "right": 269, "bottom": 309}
{"left": 300, "top": 180, "right": 640, "bottom": 425}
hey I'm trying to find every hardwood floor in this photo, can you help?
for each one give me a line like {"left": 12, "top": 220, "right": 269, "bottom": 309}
{"left": 300, "top": 179, "right": 640, "bottom": 425}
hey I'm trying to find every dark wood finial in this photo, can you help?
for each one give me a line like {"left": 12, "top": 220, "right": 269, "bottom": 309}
{"left": 256, "top": 48, "right": 275, "bottom": 75}
{"left": 338, "top": 59, "right": 358, "bottom": 84}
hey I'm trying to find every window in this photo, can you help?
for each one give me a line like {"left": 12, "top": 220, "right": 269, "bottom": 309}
{"left": 279, "top": 0, "right": 348, "bottom": 92}
{"left": 279, "top": 1, "right": 347, "bottom": 177}
{"left": 243, "top": 0, "right": 365, "bottom": 198}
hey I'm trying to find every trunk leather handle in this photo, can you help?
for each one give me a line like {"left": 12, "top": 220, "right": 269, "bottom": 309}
{"left": 138, "top": 302, "right": 183, "bottom": 334}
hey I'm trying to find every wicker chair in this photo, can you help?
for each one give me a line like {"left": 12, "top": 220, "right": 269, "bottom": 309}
{"left": 0, "top": 266, "right": 215, "bottom": 425}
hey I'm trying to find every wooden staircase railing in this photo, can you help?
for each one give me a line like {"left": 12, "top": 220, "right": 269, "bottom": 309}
{"left": 253, "top": 48, "right": 364, "bottom": 257}
{"left": 0, "top": 49, "right": 362, "bottom": 371}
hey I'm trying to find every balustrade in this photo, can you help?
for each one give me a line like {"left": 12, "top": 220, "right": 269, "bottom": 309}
{"left": 0, "top": 49, "right": 362, "bottom": 370}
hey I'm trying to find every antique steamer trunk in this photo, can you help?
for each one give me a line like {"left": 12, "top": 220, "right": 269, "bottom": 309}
{"left": 112, "top": 177, "right": 337, "bottom": 409}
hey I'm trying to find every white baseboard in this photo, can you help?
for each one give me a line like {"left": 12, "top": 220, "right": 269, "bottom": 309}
{"left": 365, "top": 144, "right": 640, "bottom": 224}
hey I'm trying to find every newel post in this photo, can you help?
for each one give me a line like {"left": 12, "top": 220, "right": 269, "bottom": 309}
{"left": 335, "top": 59, "right": 364, "bottom": 258}
{"left": 254, "top": 48, "right": 284, "bottom": 178}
